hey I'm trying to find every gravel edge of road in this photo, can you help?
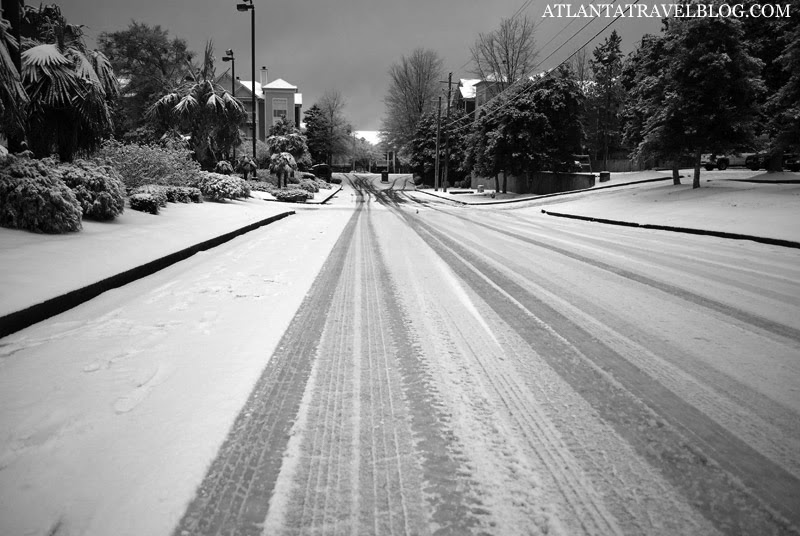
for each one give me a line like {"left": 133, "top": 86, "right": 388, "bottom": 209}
{"left": 0, "top": 211, "right": 295, "bottom": 339}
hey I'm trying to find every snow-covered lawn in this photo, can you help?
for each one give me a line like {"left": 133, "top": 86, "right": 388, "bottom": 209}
{"left": 0, "top": 197, "right": 295, "bottom": 317}
{"left": 535, "top": 171, "right": 800, "bottom": 242}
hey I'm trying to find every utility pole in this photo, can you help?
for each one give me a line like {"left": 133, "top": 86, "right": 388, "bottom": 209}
{"left": 435, "top": 95, "right": 442, "bottom": 191}
{"left": 443, "top": 72, "right": 452, "bottom": 192}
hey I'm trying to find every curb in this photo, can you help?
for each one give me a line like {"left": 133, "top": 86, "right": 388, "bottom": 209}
{"left": 540, "top": 209, "right": 800, "bottom": 249}
{"left": 0, "top": 211, "right": 296, "bottom": 339}
{"left": 315, "top": 185, "right": 343, "bottom": 205}
{"left": 415, "top": 176, "right": 673, "bottom": 206}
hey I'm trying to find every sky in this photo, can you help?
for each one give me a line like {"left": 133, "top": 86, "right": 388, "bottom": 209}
{"left": 55, "top": 0, "right": 661, "bottom": 131}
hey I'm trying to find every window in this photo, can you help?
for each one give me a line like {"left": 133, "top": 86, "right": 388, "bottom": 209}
{"left": 272, "top": 98, "right": 288, "bottom": 125}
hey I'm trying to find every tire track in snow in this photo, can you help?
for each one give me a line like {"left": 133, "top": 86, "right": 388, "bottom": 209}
{"left": 404, "top": 214, "right": 799, "bottom": 535}
{"left": 171, "top": 202, "right": 363, "bottom": 536}
{"left": 445, "top": 220, "right": 800, "bottom": 478}
{"left": 447, "top": 212, "right": 800, "bottom": 345}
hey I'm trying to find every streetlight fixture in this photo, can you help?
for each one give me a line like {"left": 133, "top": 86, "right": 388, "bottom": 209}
{"left": 222, "top": 49, "right": 236, "bottom": 160}
{"left": 236, "top": 0, "right": 256, "bottom": 163}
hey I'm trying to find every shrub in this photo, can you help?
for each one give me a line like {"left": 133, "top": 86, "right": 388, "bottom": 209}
{"left": 164, "top": 186, "right": 202, "bottom": 203}
{"left": 54, "top": 160, "right": 125, "bottom": 221}
{"left": 94, "top": 140, "right": 202, "bottom": 190}
{"left": 214, "top": 160, "right": 234, "bottom": 175}
{"left": 272, "top": 187, "right": 310, "bottom": 203}
{"left": 129, "top": 193, "right": 160, "bottom": 214}
{"left": 247, "top": 180, "right": 274, "bottom": 192}
{"left": 297, "top": 178, "right": 319, "bottom": 194}
{"left": 0, "top": 154, "right": 83, "bottom": 233}
{"left": 316, "top": 179, "right": 332, "bottom": 190}
{"left": 196, "top": 172, "right": 250, "bottom": 201}
{"left": 255, "top": 169, "right": 280, "bottom": 187}
{"left": 131, "top": 185, "right": 168, "bottom": 207}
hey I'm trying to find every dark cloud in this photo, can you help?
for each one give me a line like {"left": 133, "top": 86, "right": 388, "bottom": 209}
{"left": 57, "top": 0, "right": 660, "bottom": 130}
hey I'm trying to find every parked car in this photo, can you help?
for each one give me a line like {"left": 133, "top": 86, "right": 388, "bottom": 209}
{"left": 310, "top": 164, "right": 332, "bottom": 182}
{"left": 700, "top": 153, "right": 753, "bottom": 171}
{"left": 745, "top": 152, "right": 800, "bottom": 171}
{"left": 745, "top": 153, "right": 764, "bottom": 170}
{"left": 785, "top": 154, "right": 800, "bottom": 172}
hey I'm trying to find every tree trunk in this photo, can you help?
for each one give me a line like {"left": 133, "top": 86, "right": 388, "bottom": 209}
{"left": 672, "top": 160, "right": 681, "bottom": 185}
{"left": 495, "top": 172, "right": 500, "bottom": 194}
{"left": 502, "top": 170, "right": 507, "bottom": 194}
{"left": 693, "top": 150, "right": 701, "bottom": 189}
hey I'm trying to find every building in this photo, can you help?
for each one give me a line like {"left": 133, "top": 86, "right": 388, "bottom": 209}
{"left": 454, "top": 79, "right": 480, "bottom": 116}
{"left": 217, "top": 67, "right": 302, "bottom": 144}
{"left": 262, "top": 78, "right": 302, "bottom": 129}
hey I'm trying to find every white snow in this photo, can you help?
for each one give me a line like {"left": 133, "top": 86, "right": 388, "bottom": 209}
{"left": 0, "top": 190, "right": 354, "bottom": 536}
{"left": 419, "top": 169, "right": 800, "bottom": 243}
{"left": 0, "top": 198, "right": 292, "bottom": 316}
{"left": 1, "top": 170, "right": 798, "bottom": 535}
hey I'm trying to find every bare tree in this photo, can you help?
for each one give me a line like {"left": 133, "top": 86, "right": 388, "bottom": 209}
{"left": 316, "top": 89, "right": 350, "bottom": 165}
{"left": 470, "top": 13, "right": 538, "bottom": 92}
{"left": 569, "top": 47, "right": 590, "bottom": 84}
{"left": 382, "top": 48, "right": 444, "bottom": 151}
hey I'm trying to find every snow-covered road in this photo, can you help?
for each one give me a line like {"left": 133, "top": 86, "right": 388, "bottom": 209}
{"left": 2, "top": 174, "right": 798, "bottom": 535}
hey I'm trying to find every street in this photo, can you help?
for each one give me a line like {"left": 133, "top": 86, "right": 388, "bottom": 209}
{"left": 175, "top": 174, "right": 800, "bottom": 535}
{"left": 1, "top": 173, "right": 798, "bottom": 536}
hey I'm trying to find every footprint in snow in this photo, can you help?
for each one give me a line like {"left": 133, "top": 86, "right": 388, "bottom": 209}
{"left": 113, "top": 364, "right": 171, "bottom": 414}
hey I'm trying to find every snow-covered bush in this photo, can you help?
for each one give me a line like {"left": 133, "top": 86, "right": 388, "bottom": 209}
{"left": 129, "top": 193, "right": 160, "bottom": 214}
{"left": 131, "top": 185, "right": 168, "bottom": 207}
{"left": 247, "top": 180, "right": 274, "bottom": 192}
{"left": 214, "top": 160, "right": 234, "bottom": 175}
{"left": 54, "top": 160, "right": 125, "bottom": 221}
{"left": 297, "top": 178, "right": 319, "bottom": 194}
{"left": 196, "top": 172, "right": 250, "bottom": 201}
{"left": 94, "top": 140, "right": 202, "bottom": 190}
{"left": 0, "top": 154, "right": 82, "bottom": 233}
{"left": 163, "top": 186, "right": 202, "bottom": 203}
{"left": 272, "top": 187, "right": 310, "bottom": 203}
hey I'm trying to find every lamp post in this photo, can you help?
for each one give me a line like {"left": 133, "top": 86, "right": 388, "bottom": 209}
{"left": 236, "top": 0, "right": 256, "bottom": 163}
{"left": 222, "top": 49, "right": 236, "bottom": 160}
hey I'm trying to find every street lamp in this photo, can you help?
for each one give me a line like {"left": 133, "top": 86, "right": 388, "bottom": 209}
{"left": 236, "top": 0, "right": 256, "bottom": 163}
{"left": 222, "top": 49, "right": 236, "bottom": 160}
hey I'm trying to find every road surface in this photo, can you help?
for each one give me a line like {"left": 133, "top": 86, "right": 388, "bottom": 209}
{"left": 174, "top": 174, "right": 800, "bottom": 535}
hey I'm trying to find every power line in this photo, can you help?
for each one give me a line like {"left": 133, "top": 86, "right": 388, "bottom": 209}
{"left": 449, "top": 2, "right": 613, "bottom": 131}
{"left": 447, "top": 0, "right": 535, "bottom": 86}
{"left": 446, "top": 0, "right": 638, "bottom": 135}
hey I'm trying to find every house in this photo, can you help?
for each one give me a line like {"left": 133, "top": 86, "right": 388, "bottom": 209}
{"left": 217, "top": 67, "right": 302, "bottom": 143}
{"left": 454, "top": 79, "right": 480, "bottom": 116}
{"left": 262, "top": 78, "right": 302, "bottom": 129}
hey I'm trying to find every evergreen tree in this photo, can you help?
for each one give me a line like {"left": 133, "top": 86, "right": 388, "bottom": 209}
{"left": 302, "top": 104, "right": 328, "bottom": 164}
{"left": 585, "top": 30, "right": 624, "bottom": 170}
{"left": 627, "top": 15, "right": 763, "bottom": 188}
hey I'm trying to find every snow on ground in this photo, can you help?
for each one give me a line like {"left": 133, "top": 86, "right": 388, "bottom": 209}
{"left": 418, "top": 169, "right": 800, "bottom": 243}
{"left": 0, "top": 187, "right": 354, "bottom": 536}
{"left": 535, "top": 171, "right": 800, "bottom": 242}
{"left": 1, "top": 171, "right": 799, "bottom": 535}
{"left": 0, "top": 197, "right": 292, "bottom": 316}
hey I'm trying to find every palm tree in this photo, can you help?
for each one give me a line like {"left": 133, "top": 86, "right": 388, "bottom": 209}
{"left": 0, "top": 17, "right": 28, "bottom": 143}
{"left": 147, "top": 41, "right": 246, "bottom": 168}
{"left": 17, "top": 4, "right": 118, "bottom": 161}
